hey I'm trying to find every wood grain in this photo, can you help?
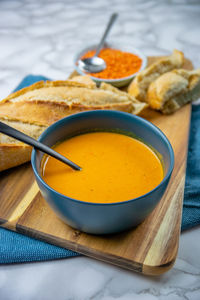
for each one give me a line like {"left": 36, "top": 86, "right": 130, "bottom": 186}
{"left": 0, "top": 57, "right": 193, "bottom": 275}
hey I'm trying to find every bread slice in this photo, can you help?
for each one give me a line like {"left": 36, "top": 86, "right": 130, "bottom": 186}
{"left": 0, "top": 76, "right": 147, "bottom": 172}
{"left": 146, "top": 68, "right": 200, "bottom": 114}
{"left": 0, "top": 119, "right": 47, "bottom": 172}
{"left": 128, "top": 50, "right": 184, "bottom": 102}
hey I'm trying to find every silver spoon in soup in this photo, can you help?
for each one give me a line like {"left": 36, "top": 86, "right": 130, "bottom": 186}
{"left": 0, "top": 121, "right": 81, "bottom": 171}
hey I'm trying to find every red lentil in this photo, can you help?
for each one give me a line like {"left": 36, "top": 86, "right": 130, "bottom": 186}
{"left": 80, "top": 48, "right": 142, "bottom": 79}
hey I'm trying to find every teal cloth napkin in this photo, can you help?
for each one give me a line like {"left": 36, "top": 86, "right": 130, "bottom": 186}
{"left": 182, "top": 103, "right": 200, "bottom": 230}
{"left": 0, "top": 75, "right": 200, "bottom": 264}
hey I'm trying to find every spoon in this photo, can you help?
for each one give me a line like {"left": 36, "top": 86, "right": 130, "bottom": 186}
{"left": 0, "top": 121, "right": 81, "bottom": 171}
{"left": 78, "top": 13, "right": 118, "bottom": 73}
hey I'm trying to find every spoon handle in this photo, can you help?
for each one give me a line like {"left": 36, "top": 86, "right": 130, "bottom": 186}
{"left": 95, "top": 13, "right": 118, "bottom": 57}
{"left": 0, "top": 121, "right": 81, "bottom": 171}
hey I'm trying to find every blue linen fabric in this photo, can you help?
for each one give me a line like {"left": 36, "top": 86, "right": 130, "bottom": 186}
{"left": 0, "top": 75, "right": 199, "bottom": 264}
{"left": 182, "top": 104, "right": 200, "bottom": 230}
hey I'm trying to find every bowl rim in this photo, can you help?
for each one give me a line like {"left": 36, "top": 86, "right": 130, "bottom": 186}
{"left": 74, "top": 42, "right": 147, "bottom": 83}
{"left": 31, "top": 110, "right": 174, "bottom": 206}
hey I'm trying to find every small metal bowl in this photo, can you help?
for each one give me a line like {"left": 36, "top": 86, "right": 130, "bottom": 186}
{"left": 32, "top": 110, "right": 174, "bottom": 235}
{"left": 74, "top": 43, "right": 147, "bottom": 88}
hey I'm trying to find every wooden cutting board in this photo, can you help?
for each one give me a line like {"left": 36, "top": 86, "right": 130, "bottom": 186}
{"left": 0, "top": 57, "right": 193, "bottom": 275}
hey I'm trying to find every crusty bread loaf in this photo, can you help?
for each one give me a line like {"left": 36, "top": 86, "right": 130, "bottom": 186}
{"left": 146, "top": 68, "right": 200, "bottom": 114}
{"left": 0, "top": 76, "right": 147, "bottom": 172}
{"left": 128, "top": 50, "right": 184, "bottom": 102}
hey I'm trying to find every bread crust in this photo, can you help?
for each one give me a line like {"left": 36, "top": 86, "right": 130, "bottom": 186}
{"left": 0, "top": 76, "right": 147, "bottom": 172}
{"left": 128, "top": 50, "right": 184, "bottom": 102}
{"left": 147, "top": 68, "right": 200, "bottom": 113}
{"left": 1, "top": 78, "right": 96, "bottom": 104}
{"left": 0, "top": 100, "right": 136, "bottom": 126}
{"left": 0, "top": 144, "right": 32, "bottom": 172}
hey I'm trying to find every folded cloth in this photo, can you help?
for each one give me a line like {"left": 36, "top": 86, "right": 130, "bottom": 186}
{"left": 0, "top": 75, "right": 199, "bottom": 264}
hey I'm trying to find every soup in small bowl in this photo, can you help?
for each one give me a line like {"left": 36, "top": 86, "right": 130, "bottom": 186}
{"left": 31, "top": 110, "right": 174, "bottom": 234}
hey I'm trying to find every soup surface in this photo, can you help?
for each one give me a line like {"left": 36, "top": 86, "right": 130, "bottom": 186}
{"left": 42, "top": 132, "right": 164, "bottom": 203}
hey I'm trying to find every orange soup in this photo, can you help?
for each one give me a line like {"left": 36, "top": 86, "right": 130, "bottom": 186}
{"left": 42, "top": 132, "right": 164, "bottom": 203}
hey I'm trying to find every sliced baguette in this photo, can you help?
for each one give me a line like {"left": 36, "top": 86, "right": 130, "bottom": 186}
{"left": 0, "top": 76, "right": 146, "bottom": 172}
{"left": 146, "top": 68, "right": 200, "bottom": 114}
{"left": 128, "top": 50, "right": 184, "bottom": 102}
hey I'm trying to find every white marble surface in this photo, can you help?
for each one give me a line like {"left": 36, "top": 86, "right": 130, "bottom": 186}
{"left": 0, "top": 0, "right": 200, "bottom": 299}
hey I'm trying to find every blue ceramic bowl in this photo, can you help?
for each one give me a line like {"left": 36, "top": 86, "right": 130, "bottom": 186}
{"left": 31, "top": 110, "right": 174, "bottom": 235}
